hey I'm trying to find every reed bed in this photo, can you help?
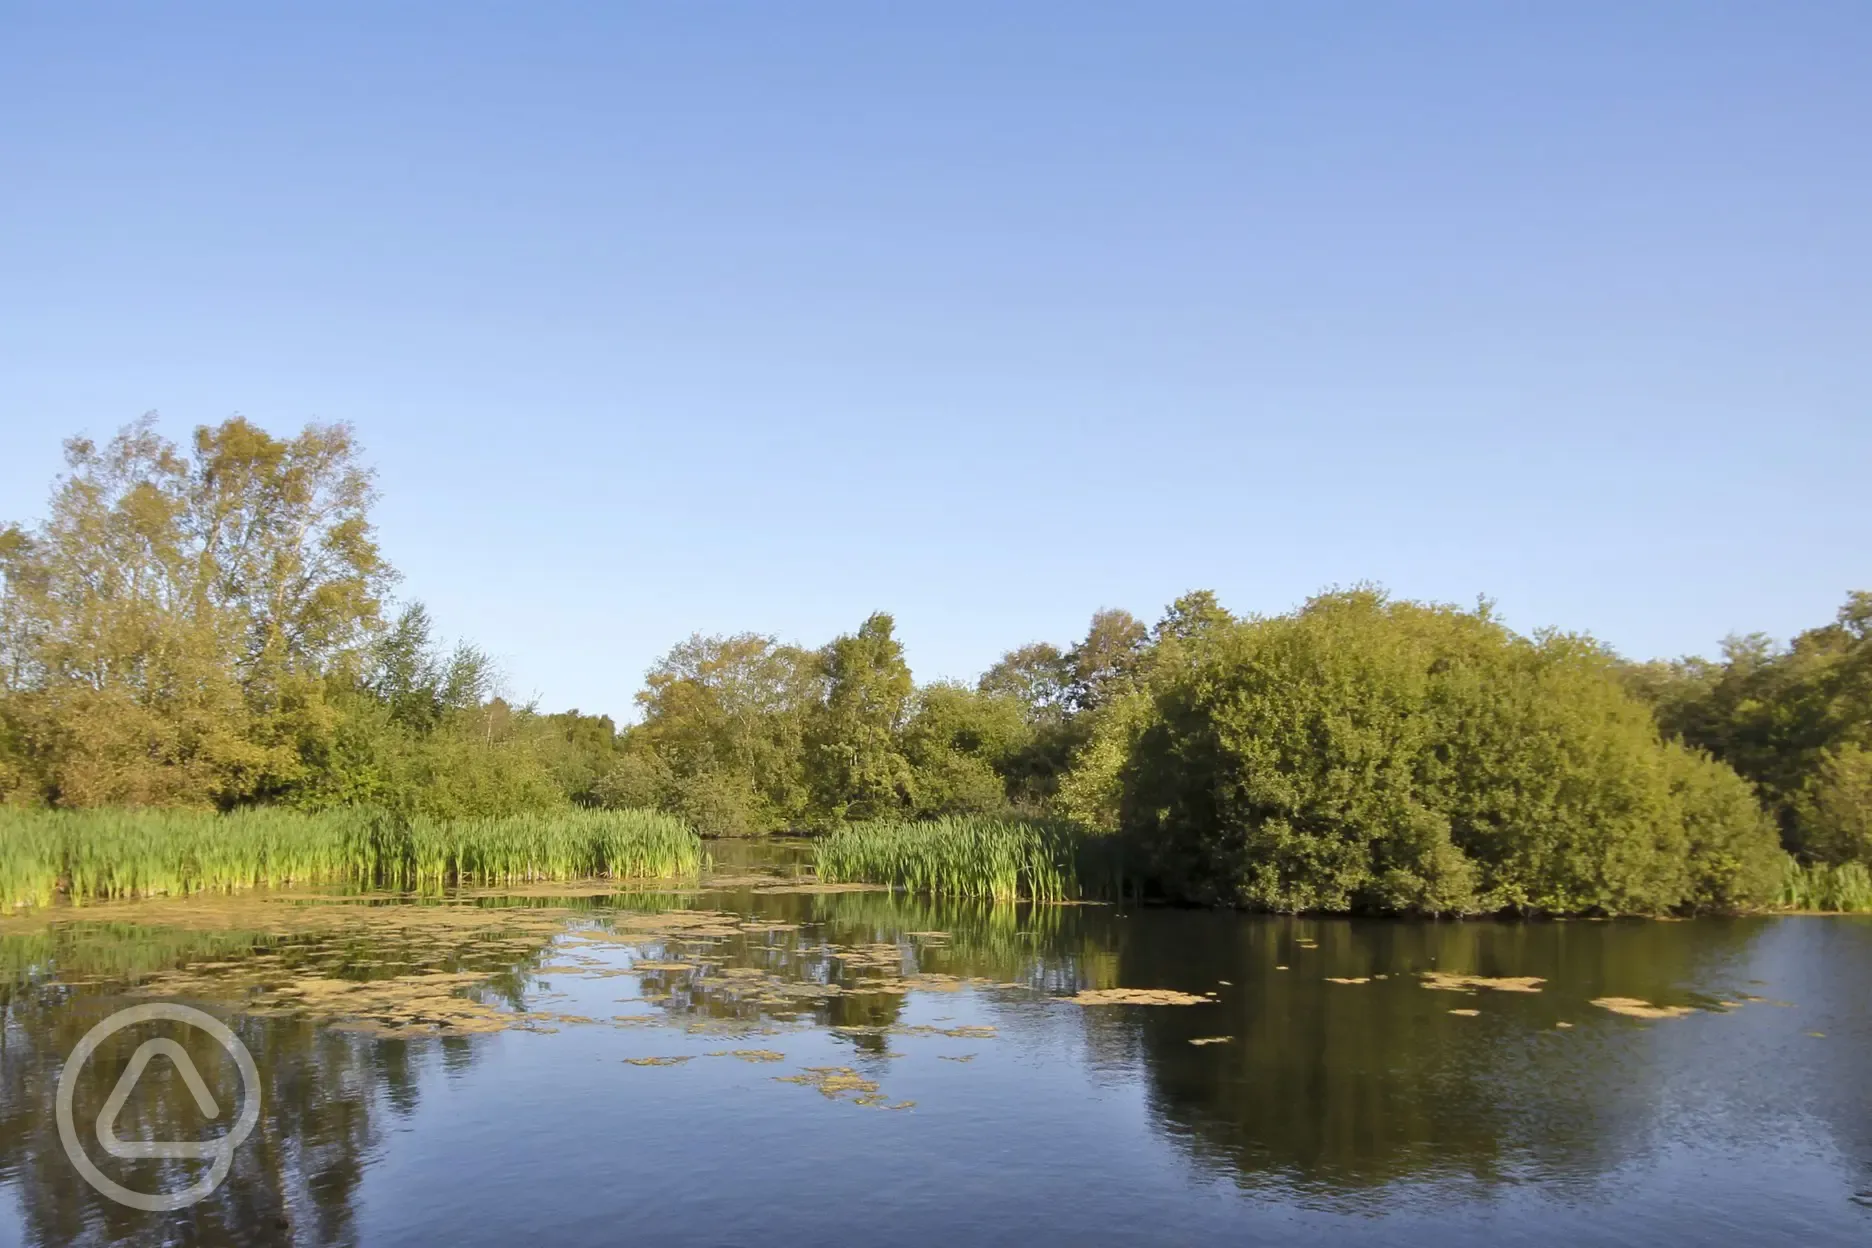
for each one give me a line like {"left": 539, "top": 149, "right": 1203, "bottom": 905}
{"left": 0, "top": 807, "right": 701, "bottom": 908}
{"left": 814, "top": 816, "right": 1124, "bottom": 902}
{"left": 396, "top": 811, "right": 700, "bottom": 890}
{"left": 1779, "top": 857, "right": 1872, "bottom": 913}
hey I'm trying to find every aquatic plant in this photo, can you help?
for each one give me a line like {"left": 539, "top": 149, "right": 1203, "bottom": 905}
{"left": 1778, "top": 856, "right": 1872, "bottom": 913}
{"left": 814, "top": 816, "right": 1123, "bottom": 902}
{"left": 0, "top": 816, "right": 64, "bottom": 910}
{"left": 0, "top": 807, "right": 702, "bottom": 907}
{"left": 395, "top": 810, "right": 701, "bottom": 890}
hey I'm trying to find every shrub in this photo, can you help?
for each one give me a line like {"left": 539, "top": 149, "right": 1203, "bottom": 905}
{"left": 1120, "top": 590, "right": 1783, "bottom": 915}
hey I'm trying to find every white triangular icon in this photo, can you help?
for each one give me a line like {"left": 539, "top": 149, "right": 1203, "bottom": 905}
{"left": 97, "top": 1039, "right": 224, "bottom": 1160}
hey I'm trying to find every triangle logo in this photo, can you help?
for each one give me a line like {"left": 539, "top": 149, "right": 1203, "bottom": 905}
{"left": 57, "top": 1001, "right": 263, "bottom": 1212}
{"left": 97, "top": 1038, "right": 226, "bottom": 1161}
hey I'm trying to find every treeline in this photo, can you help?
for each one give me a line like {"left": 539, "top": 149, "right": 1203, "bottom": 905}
{"left": 2, "top": 417, "right": 1866, "bottom": 914}
{"left": 1621, "top": 597, "right": 1872, "bottom": 870}
{"left": 0, "top": 417, "right": 621, "bottom": 817}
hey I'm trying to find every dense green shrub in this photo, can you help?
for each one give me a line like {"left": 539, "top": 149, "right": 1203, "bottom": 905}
{"left": 1121, "top": 591, "right": 1783, "bottom": 915}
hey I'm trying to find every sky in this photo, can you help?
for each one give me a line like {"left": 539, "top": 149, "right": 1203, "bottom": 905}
{"left": 2, "top": 2, "right": 1867, "bottom": 721}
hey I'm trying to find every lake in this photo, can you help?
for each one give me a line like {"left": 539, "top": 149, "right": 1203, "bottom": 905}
{"left": 2, "top": 841, "right": 1868, "bottom": 1247}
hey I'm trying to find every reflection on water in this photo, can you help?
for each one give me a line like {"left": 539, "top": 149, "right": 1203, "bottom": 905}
{"left": 2, "top": 843, "right": 1869, "bottom": 1246}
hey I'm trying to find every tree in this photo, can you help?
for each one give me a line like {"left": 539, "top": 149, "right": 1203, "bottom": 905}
{"left": 609, "top": 632, "right": 821, "bottom": 833}
{"left": 185, "top": 417, "right": 390, "bottom": 695}
{"left": 1047, "top": 594, "right": 1235, "bottom": 831}
{"left": 808, "top": 612, "right": 914, "bottom": 822}
{"left": 1120, "top": 590, "right": 1782, "bottom": 914}
{"left": 1150, "top": 590, "right": 1234, "bottom": 648}
{"left": 1065, "top": 609, "right": 1147, "bottom": 712}
{"left": 1627, "top": 590, "right": 1872, "bottom": 865}
{"left": 901, "top": 683, "right": 1032, "bottom": 816}
{"left": 357, "top": 604, "right": 492, "bottom": 734}
{"left": 0, "top": 415, "right": 390, "bottom": 807}
{"left": 1799, "top": 744, "right": 1872, "bottom": 866}
{"left": 979, "top": 642, "right": 1071, "bottom": 725}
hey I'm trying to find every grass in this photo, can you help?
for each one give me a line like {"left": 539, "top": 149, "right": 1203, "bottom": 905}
{"left": 1779, "top": 857, "right": 1872, "bottom": 913}
{"left": 0, "top": 807, "right": 702, "bottom": 908}
{"left": 814, "top": 816, "right": 1125, "bottom": 902}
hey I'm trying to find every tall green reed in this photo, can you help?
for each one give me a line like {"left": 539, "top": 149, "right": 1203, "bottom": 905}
{"left": 0, "top": 807, "right": 701, "bottom": 908}
{"left": 814, "top": 816, "right": 1124, "bottom": 902}
{"left": 1780, "top": 856, "right": 1872, "bottom": 913}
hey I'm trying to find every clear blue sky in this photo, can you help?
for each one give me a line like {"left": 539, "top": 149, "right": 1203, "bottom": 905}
{"left": 2, "top": 3, "right": 1866, "bottom": 721}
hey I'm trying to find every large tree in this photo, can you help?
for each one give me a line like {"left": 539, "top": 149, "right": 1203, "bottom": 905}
{"left": 901, "top": 683, "right": 1032, "bottom": 816}
{"left": 0, "top": 416, "right": 392, "bottom": 807}
{"left": 808, "top": 612, "right": 914, "bottom": 822}
{"left": 978, "top": 642, "right": 1071, "bottom": 724}
{"left": 605, "top": 632, "right": 822, "bottom": 833}
{"left": 1064, "top": 608, "right": 1147, "bottom": 712}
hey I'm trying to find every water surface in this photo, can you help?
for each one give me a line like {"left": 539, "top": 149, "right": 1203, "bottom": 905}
{"left": 2, "top": 842, "right": 1868, "bottom": 1246}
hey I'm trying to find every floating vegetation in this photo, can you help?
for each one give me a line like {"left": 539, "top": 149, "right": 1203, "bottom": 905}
{"left": 1069, "top": 988, "right": 1210, "bottom": 1006}
{"left": 708, "top": 1049, "right": 785, "bottom": 1062}
{"left": 30, "top": 892, "right": 576, "bottom": 1032}
{"left": 624, "top": 1056, "right": 694, "bottom": 1067}
{"left": 835, "top": 1022, "right": 997, "bottom": 1040}
{"left": 814, "top": 816, "right": 1124, "bottom": 902}
{"left": 749, "top": 882, "right": 888, "bottom": 896}
{"left": 1590, "top": 997, "right": 1697, "bottom": 1020}
{"left": 255, "top": 971, "right": 514, "bottom": 1036}
{"left": 1325, "top": 976, "right": 1370, "bottom": 985}
{"left": 1420, "top": 972, "right": 1545, "bottom": 994}
{"left": 938, "top": 1053, "right": 977, "bottom": 1062}
{"left": 774, "top": 1065, "right": 900, "bottom": 1106}
{"left": 0, "top": 807, "right": 703, "bottom": 907}
{"left": 685, "top": 1021, "right": 787, "bottom": 1040}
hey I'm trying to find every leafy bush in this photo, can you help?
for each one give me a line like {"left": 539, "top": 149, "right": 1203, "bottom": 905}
{"left": 1121, "top": 591, "right": 1783, "bottom": 915}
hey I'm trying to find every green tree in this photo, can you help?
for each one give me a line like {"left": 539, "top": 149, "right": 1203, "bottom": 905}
{"left": 979, "top": 642, "right": 1071, "bottom": 724}
{"left": 808, "top": 612, "right": 914, "bottom": 822}
{"left": 901, "top": 683, "right": 1033, "bottom": 816}
{"left": 1052, "top": 592, "right": 1233, "bottom": 833}
{"left": 1798, "top": 744, "right": 1872, "bottom": 866}
{"left": 0, "top": 416, "right": 390, "bottom": 808}
{"left": 537, "top": 709, "right": 625, "bottom": 807}
{"left": 1064, "top": 608, "right": 1147, "bottom": 712}
{"left": 1629, "top": 590, "right": 1872, "bottom": 864}
{"left": 608, "top": 632, "right": 821, "bottom": 833}
{"left": 1120, "top": 590, "right": 1781, "bottom": 915}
